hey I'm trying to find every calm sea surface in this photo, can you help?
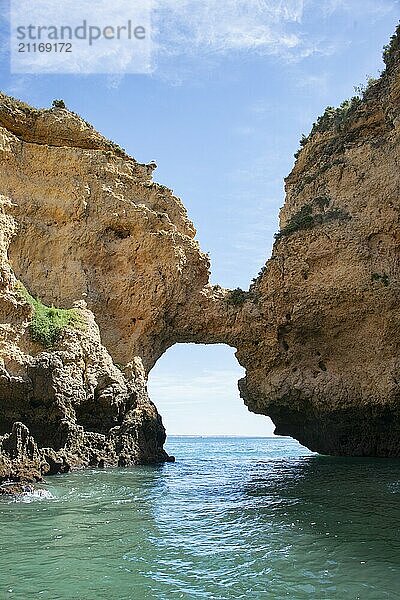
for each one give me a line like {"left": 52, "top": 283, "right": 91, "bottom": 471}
{"left": 0, "top": 436, "right": 400, "bottom": 599}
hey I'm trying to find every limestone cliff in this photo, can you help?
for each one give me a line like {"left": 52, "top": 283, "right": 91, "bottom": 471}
{"left": 233, "top": 24, "right": 400, "bottom": 456}
{"left": 0, "top": 95, "right": 209, "bottom": 371}
{"left": 0, "top": 271, "right": 170, "bottom": 482}
{"left": 0, "top": 25, "right": 399, "bottom": 478}
{"left": 0, "top": 150, "right": 173, "bottom": 480}
{"left": 0, "top": 94, "right": 206, "bottom": 481}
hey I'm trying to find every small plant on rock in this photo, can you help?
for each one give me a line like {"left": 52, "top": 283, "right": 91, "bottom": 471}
{"left": 275, "top": 200, "right": 350, "bottom": 241}
{"left": 275, "top": 204, "right": 314, "bottom": 240}
{"left": 226, "top": 288, "right": 250, "bottom": 306}
{"left": 15, "top": 282, "right": 85, "bottom": 347}
{"left": 371, "top": 273, "right": 389, "bottom": 287}
{"left": 52, "top": 99, "right": 66, "bottom": 109}
{"left": 383, "top": 22, "right": 400, "bottom": 68}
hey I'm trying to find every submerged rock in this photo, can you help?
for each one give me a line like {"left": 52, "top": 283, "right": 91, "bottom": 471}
{"left": 0, "top": 482, "right": 34, "bottom": 496}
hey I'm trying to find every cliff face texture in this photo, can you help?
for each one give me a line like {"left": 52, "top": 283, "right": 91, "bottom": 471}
{"left": 0, "top": 266, "right": 169, "bottom": 482}
{"left": 0, "top": 27, "right": 399, "bottom": 481}
{"left": 173, "top": 27, "right": 400, "bottom": 457}
{"left": 0, "top": 111, "right": 179, "bottom": 479}
{"left": 234, "top": 28, "right": 400, "bottom": 456}
{"left": 0, "top": 95, "right": 210, "bottom": 372}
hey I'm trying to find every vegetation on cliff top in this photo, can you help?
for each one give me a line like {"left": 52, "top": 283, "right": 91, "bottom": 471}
{"left": 293, "top": 96, "right": 362, "bottom": 159}
{"left": 52, "top": 99, "right": 67, "bottom": 109}
{"left": 294, "top": 22, "right": 399, "bottom": 160}
{"left": 225, "top": 288, "right": 252, "bottom": 306}
{"left": 15, "top": 282, "right": 85, "bottom": 347}
{"left": 383, "top": 22, "right": 400, "bottom": 69}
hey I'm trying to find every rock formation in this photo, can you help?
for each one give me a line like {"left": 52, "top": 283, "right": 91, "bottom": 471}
{"left": 0, "top": 25, "right": 399, "bottom": 480}
{"left": 0, "top": 276, "right": 170, "bottom": 483}
{"left": 168, "top": 25, "right": 400, "bottom": 457}
{"left": 233, "top": 25, "right": 400, "bottom": 457}
{"left": 0, "top": 148, "right": 173, "bottom": 481}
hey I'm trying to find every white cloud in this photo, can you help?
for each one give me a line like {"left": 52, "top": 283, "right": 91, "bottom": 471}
{"left": 148, "top": 367, "right": 244, "bottom": 408}
{"left": 316, "top": 0, "right": 397, "bottom": 17}
{"left": 152, "top": 0, "right": 400, "bottom": 70}
{"left": 10, "top": 0, "right": 152, "bottom": 75}
{"left": 4, "top": 0, "right": 398, "bottom": 84}
{"left": 153, "top": 0, "right": 305, "bottom": 59}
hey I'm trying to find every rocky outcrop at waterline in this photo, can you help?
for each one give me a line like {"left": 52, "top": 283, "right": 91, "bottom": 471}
{"left": 0, "top": 25, "right": 399, "bottom": 478}
{"left": 0, "top": 279, "right": 170, "bottom": 483}
{"left": 0, "top": 180, "right": 171, "bottom": 482}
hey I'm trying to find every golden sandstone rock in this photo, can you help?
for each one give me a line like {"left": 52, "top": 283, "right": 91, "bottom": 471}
{"left": 0, "top": 26, "right": 399, "bottom": 481}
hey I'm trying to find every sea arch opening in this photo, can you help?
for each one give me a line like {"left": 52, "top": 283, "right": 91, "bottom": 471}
{"left": 147, "top": 343, "right": 274, "bottom": 438}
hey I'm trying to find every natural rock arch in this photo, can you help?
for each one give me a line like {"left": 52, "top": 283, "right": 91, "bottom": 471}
{"left": 0, "top": 25, "right": 399, "bottom": 484}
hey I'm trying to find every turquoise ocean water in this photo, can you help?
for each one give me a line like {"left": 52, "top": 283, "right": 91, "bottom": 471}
{"left": 1, "top": 436, "right": 400, "bottom": 599}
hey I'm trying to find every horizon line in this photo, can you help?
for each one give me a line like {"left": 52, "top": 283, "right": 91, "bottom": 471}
{"left": 165, "top": 434, "right": 284, "bottom": 438}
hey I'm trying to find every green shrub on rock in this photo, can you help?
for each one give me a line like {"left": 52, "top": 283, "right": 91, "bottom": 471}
{"left": 383, "top": 22, "right": 400, "bottom": 68}
{"left": 15, "top": 282, "right": 85, "bottom": 347}
{"left": 226, "top": 288, "right": 250, "bottom": 306}
{"left": 52, "top": 99, "right": 66, "bottom": 109}
{"left": 275, "top": 201, "right": 350, "bottom": 241}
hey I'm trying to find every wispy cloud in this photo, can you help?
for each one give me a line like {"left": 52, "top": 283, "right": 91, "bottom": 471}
{"left": 2, "top": 0, "right": 398, "bottom": 88}
{"left": 153, "top": 0, "right": 305, "bottom": 60}
{"left": 152, "top": 0, "right": 399, "bottom": 69}
{"left": 148, "top": 367, "right": 244, "bottom": 408}
{"left": 5, "top": 0, "right": 308, "bottom": 78}
{"left": 316, "top": 0, "right": 397, "bottom": 17}
{"left": 9, "top": 0, "right": 152, "bottom": 75}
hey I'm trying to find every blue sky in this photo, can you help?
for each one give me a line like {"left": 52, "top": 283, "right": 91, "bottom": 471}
{"left": 1, "top": 0, "right": 399, "bottom": 436}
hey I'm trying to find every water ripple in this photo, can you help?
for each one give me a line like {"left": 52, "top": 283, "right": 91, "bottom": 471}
{"left": 0, "top": 437, "right": 399, "bottom": 599}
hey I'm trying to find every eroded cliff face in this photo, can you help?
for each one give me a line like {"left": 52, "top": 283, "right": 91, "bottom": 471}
{"left": 0, "top": 279, "right": 169, "bottom": 482}
{"left": 0, "top": 304, "right": 170, "bottom": 483}
{"left": 0, "top": 176, "right": 171, "bottom": 483}
{"left": 0, "top": 93, "right": 211, "bottom": 482}
{"left": 0, "top": 26, "right": 399, "bottom": 478}
{"left": 0, "top": 94, "right": 210, "bottom": 372}
{"left": 233, "top": 27, "right": 400, "bottom": 456}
